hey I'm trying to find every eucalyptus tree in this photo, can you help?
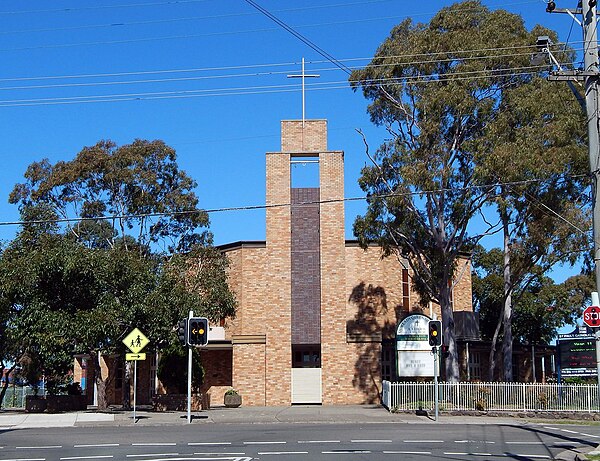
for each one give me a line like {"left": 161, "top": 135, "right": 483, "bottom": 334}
{"left": 350, "top": 1, "right": 584, "bottom": 381}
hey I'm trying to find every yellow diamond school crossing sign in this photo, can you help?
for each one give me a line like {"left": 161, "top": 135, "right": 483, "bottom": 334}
{"left": 123, "top": 328, "right": 149, "bottom": 354}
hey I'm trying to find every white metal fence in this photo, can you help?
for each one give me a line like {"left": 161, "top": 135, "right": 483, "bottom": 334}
{"left": 382, "top": 381, "right": 600, "bottom": 413}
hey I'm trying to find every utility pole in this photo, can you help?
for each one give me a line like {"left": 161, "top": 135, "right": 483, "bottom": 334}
{"left": 546, "top": 0, "right": 600, "bottom": 397}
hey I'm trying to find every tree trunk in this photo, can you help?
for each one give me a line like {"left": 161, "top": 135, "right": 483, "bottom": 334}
{"left": 441, "top": 276, "right": 459, "bottom": 382}
{"left": 122, "top": 360, "right": 131, "bottom": 410}
{"left": 0, "top": 363, "right": 17, "bottom": 408}
{"left": 91, "top": 350, "right": 117, "bottom": 411}
{"left": 501, "top": 206, "right": 514, "bottom": 382}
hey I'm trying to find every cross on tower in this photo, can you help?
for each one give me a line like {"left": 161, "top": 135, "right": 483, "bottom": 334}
{"left": 287, "top": 58, "right": 320, "bottom": 127}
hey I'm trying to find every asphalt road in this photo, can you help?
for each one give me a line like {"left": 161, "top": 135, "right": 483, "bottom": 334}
{"left": 0, "top": 422, "right": 598, "bottom": 460}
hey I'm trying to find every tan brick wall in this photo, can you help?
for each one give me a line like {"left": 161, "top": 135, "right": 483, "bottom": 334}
{"left": 281, "top": 120, "right": 327, "bottom": 153}
{"left": 223, "top": 246, "right": 267, "bottom": 338}
{"left": 265, "top": 151, "right": 292, "bottom": 405}
{"left": 319, "top": 150, "right": 351, "bottom": 405}
{"left": 233, "top": 343, "right": 266, "bottom": 406}
{"left": 200, "top": 349, "right": 233, "bottom": 406}
{"left": 453, "top": 257, "right": 473, "bottom": 312}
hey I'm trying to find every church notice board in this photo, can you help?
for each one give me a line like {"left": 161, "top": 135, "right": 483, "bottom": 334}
{"left": 396, "top": 314, "right": 437, "bottom": 377}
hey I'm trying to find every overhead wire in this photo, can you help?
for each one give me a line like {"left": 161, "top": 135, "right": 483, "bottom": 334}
{"left": 0, "top": 175, "right": 588, "bottom": 228}
{"left": 0, "top": 66, "right": 564, "bottom": 107}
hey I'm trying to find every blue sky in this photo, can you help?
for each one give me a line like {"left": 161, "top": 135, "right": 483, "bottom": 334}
{"left": 0, "top": 0, "right": 586, "bottom": 283}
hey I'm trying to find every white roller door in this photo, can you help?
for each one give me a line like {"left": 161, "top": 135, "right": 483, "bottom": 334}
{"left": 291, "top": 368, "right": 322, "bottom": 404}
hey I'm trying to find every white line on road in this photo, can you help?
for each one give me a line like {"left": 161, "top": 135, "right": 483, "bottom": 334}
{"left": 4, "top": 459, "right": 46, "bottom": 461}
{"left": 351, "top": 440, "right": 392, "bottom": 443}
{"left": 506, "top": 441, "right": 544, "bottom": 445}
{"left": 193, "top": 453, "right": 246, "bottom": 456}
{"left": 582, "top": 433, "right": 600, "bottom": 438}
{"left": 126, "top": 453, "right": 179, "bottom": 458}
{"left": 188, "top": 442, "right": 232, "bottom": 446}
{"left": 444, "top": 453, "right": 468, "bottom": 456}
{"left": 298, "top": 440, "right": 340, "bottom": 444}
{"left": 17, "top": 446, "right": 62, "bottom": 450}
{"left": 544, "top": 427, "right": 559, "bottom": 430}
{"left": 131, "top": 443, "right": 177, "bottom": 447}
{"left": 455, "top": 441, "right": 495, "bottom": 444}
{"left": 514, "top": 455, "right": 550, "bottom": 459}
{"left": 404, "top": 440, "right": 444, "bottom": 443}
{"left": 257, "top": 452, "right": 309, "bottom": 455}
{"left": 561, "top": 429, "right": 579, "bottom": 434}
{"left": 383, "top": 451, "right": 431, "bottom": 455}
{"left": 322, "top": 451, "right": 371, "bottom": 454}
{"left": 74, "top": 445, "right": 120, "bottom": 448}
{"left": 60, "top": 457, "right": 114, "bottom": 460}
{"left": 243, "top": 441, "right": 286, "bottom": 445}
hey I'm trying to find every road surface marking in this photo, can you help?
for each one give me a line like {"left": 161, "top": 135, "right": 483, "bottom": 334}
{"left": 257, "top": 452, "right": 308, "bottom": 455}
{"left": 404, "top": 440, "right": 444, "bottom": 443}
{"left": 192, "top": 453, "right": 246, "bottom": 456}
{"left": 383, "top": 451, "right": 431, "bottom": 455}
{"left": 544, "top": 427, "right": 559, "bottom": 430}
{"left": 506, "top": 441, "right": 544, "bottom": 445}
{"left": 298, "top": 440, "right": 340, "bottom": 444}
{"left": 322, "top": 450, "right": 371, "bottom": 454}
{"left": 188, "top": 442, "right": 231, "bottom": 446}
{"left": 582, "top": 433, "right": 600, "bottom": 438}
{"left": 60, "top": 457, "right": 114, "bottom": 460}
{"left": 516, "top": 455, "right": 550, "bottom": 459}
{"left": 74, "top": 445, "right": 119, "bottom": 448}
{"left": 17, "top": 447, "right": 62, "bottom": 450}
{"left": 561, "top": 429, "right": 579, "bottom": 434}
{"left": 131, "top": 444, "right": 177, "bottom": 447}
{"left": 351, "top": 440, "right": 392, "bottom": 443}
{"left": 243, "top": 441, "right": 286, "bottom": 445}
{"left": 4, "top": 459, "right": 46, "bottom": 461}
{"left": 455, "top": 441, "right": 495, "bottom": 444}
{"left": 126, "top": 454, "right": 179, "bottom": 458}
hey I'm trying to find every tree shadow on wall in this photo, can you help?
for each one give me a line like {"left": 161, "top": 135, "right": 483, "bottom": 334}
{"left": 347, "top": 282, "right": 402, "bottom": 403}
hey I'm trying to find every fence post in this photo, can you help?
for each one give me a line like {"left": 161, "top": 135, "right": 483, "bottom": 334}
{"left": 522, "top": 383, "right": 526, "bottom": 411}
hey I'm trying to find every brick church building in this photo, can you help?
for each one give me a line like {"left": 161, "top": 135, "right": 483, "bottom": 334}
{"left": 74, "top": 117, "right": 477, "bottom": 408}
{"left": 198, "top": 118, "right": 474, "bottom": 406}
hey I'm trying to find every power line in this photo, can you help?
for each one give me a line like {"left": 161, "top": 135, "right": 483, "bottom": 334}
{"left": 0, "top": 176, "right": 588, "bottom": 228}
{"left": 0, "top": 64, "right": 563, "bottom": 108}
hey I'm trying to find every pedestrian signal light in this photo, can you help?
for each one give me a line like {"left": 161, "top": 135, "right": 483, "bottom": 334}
{"left": 428, "top": 320, "right": 442, "bottom": 347}
{"left": 188, "top": 317, "right": 209, "bottom": 346}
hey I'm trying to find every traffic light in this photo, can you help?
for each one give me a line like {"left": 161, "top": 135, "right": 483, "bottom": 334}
{"left": 177, "top": 319, "right": 188, "bottom": 346}
{"left": 428, "top": 320, "right": 442, "bottom": 347}
{"left": 188, "top": 317, "right": 208, "bottom": 346}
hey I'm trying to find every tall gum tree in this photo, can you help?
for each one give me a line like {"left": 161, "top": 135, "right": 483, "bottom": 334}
{"left": 350, "top": 1, "right": 584, "bottom": 381}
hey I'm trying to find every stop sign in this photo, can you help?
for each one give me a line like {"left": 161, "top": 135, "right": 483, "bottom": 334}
{"left": 583, "top": 305, "right": 600, "bottom": 328}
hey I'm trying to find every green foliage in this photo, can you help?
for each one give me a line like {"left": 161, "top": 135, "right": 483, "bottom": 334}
{"left": 350, "top": 1, "right": 587, "bottom": 382}
{"left": 473, "top": 246, "right": 592, "bottom": 344}
{"left": 0, "top": 139, "right": 237, "bottom": 406}
{"left": 157, "top": 340, "right": 204, "bottom": 393}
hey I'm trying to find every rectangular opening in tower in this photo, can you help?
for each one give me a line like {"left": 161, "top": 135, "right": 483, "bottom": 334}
{"left": 291, "top": 156, "right": 319, "bottom": 188}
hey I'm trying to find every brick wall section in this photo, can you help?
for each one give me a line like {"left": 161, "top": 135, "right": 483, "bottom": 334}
{"left": 291, "top": 187, "right": 321, "bottom": 344}
{"left": 223, "top": 245, "right": 267, "bottom": 338}
{"left": 233, "top": 343, "right": 266, "bottom": 406}
{"left": 453, "top": 257, "right": 473, "bottom": 312}
{"left": 265, "top": 151, "right": 292, "bottom": 405}
{"left": 319, "top": 150, "right": 351, "bottom": 405}
{"left": 200, "top": 349, "right": 233, "bottom": 405}
{"left": 281, "top": 120, "right": 327, "bottom": 152}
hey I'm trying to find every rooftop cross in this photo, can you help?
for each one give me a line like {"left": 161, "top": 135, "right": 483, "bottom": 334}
{"left": 287, "top": 58, "right": 320, "bottom": 127}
